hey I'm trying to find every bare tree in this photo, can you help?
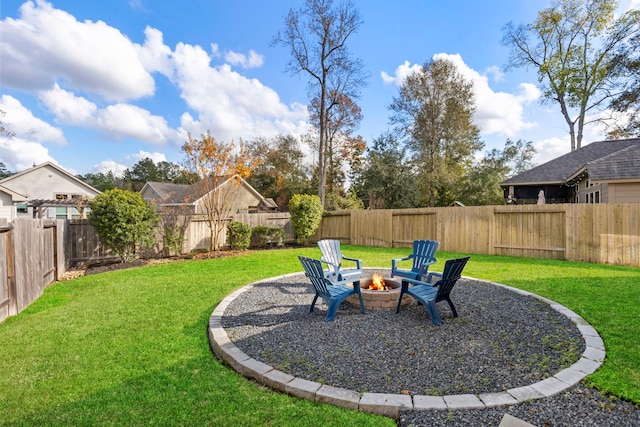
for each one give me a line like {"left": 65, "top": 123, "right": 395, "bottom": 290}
{"left": 310, "top": 92, "right": 363, "bottom": 199}
{"left": 182, "top": 131, "right": 256, "bottom": 251}
{"left": 503, "top": 0, "right": 640, "bottom": 151}
{"left": 272, "top": 0, "right": 367, "bottom": 207}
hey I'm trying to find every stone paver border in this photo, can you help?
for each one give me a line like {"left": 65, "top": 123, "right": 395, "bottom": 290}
{"left": 208, "top": 272, "right": 604, "bottom": 419}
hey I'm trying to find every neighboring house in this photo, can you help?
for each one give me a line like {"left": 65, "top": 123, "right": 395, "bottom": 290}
{"left": 0, "top": 185, "right": 27, "bottom": 223}
{"left": 500, "top": 138, "right": 640, "bottom": 204}
{"left": 0, "top": 162, "right": 101, "bottom": 221}
{"left": 140, "top": 175, "right": 278, "bottom": 214}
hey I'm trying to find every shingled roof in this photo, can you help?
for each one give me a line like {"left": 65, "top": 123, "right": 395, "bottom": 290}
{"left": 587, "top": 145, "right": 640, "bottom": 181}
{"left": 501, "top": 138, "right": 640, "bottom": 186}
{"left": 143, "top": 182, "right": 196, "bottom": 204}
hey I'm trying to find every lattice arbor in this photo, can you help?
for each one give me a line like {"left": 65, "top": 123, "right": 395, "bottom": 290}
{"left": 27, "top": 198, "right": 91, "bottom": 219}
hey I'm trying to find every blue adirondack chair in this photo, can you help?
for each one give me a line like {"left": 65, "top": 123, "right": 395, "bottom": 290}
{"left": 298, "top": 255, "right": 365, "bottom": 322}
{"left": 391, "top": 240, "right": 439, "bottom": 281}
{"left": 395, "top": 256, "right": 470, "bottom": 325}
{"left": 317, "top": 239, "right": 363, "bottom": 282}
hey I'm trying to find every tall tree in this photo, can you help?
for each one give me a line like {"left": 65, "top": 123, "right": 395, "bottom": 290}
{"left": 389, "top": 57, "right": 483, "bottom": 207}
{"left": 0, "top": 162, "right": 13, "bottom": 179}
{"left": 607, "top": 31, "right": 640, "bottom": 138}
{"left": 0, "top": 109, "right": 15, "bottom": 138}
{"left": 182, "top": 131, "right": 256, "bottom": 251}
{"left": 122, "top": 158, "right": 188, "bottom": 191}
{"left": 309, "top": 92, "right": 364, "bottom": 201}
{"left": 0, "top": 110, "right": 16, "bottom": 179}
{"left": 246, "top": 134, "right": 313, "bottom": 209}
{"left": 503, "top": 0, "right": 640, "bottom": 151}
{"left": 78, "top": 171, "right": 118, "bottom": 192}
{"left": 273, "top": 0, "right": 367, "bottom": 207}
{"left": 352, "top": 132, "right": 417, "bottom": 209}
{"left": 459, "top": 139, "right": 536, "bottom": 206}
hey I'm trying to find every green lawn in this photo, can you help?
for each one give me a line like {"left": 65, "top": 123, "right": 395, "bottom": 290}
{"left": 0, "top": 247, "right": 638, "bottom": 426}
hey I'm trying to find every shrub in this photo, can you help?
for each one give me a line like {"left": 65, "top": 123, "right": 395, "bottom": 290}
{"left": 227, "top": 221, "right": 252, "bottom": 250}
{"left": 251, "top": 225, "right": 269, "bottom": 248}
{"left": 268, "top": 227, "right": 285, "bottom": 246}
{"left": 252, "top": 226, "right": 285, "bottom": 248}
{"left": 289, "top": 194, "right": 323, "bottom": 245}
{"left": 89, "top": 189, "right": 160, "bottom": 262}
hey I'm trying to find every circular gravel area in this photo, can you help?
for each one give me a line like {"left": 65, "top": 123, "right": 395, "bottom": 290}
{"left": 217, "top": 269, "right": 639, "bottom": 426}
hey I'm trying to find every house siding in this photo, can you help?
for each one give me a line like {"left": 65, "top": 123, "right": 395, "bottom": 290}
{"left": 2, "top": 165, "right": 99, "bottom": 200}
{"left": 194, "top": 181, "right": 261, "bottom": 215}
{"left": 609, "top": 182, "right": 640, "bottom": 203}
{"left": 574, "top": 178, "right": 605, "bottom": 204}
{"left": 0, "top": 163, "right": 100, "bottom": 220}
{"left": 140, "top": 186, "right": 161, "bottom": 202}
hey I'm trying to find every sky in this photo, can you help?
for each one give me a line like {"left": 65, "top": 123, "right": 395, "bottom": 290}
{"left": 1, "top": 0, "right": 639, "bottom": 177}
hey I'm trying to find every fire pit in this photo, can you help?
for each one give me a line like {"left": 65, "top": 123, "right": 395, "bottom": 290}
{"left": 347, "top": 273, "right": 414, "bottom": 311}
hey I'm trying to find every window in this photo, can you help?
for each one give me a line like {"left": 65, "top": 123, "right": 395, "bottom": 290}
{"left": 595, "top": 191, "right": 600, "bottom": 203}
{"left": 585, "top": 180, "right": 589, "bottom": 189}
{"left": 585, "top": 194, "right": 589, "bottom": 203}
{"left": 17, "top": 202, "right": 28, "bottom": 214}
{"left": 590, "top": 193, "right": 594, "bottom": 203}
{"left": 55, "top": 207, "right": 68, "bottom": 219}
{"left": 55, "top": 193, "right": 68, "bottom": 200}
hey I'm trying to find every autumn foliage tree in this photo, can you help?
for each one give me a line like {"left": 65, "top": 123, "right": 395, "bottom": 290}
{"left": 246, "top": 134, "right": 313, "bottom": 209}
{"left": 182, "top": 131, "right": 257, "bottom": 251}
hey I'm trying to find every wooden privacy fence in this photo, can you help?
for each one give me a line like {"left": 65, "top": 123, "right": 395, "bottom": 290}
{"left": 316, "top": 203, "right": 640, "bottom": 267}
{"left": 182, "top": 212, "right": 294, "bottom": 252}
{"left": 0, "top": 218, "right": 66, "bottom": 322}
{"left": 67, "top": 212, "right": 294, "bottom": 261}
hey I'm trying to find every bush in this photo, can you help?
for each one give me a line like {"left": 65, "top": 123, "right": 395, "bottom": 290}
{"left": 289, "top": 194, "right": 323, "bottom": 245}
{"left": 251, "top": 225, "right": 269, "bottom": 248}
{"left": 252, "top": 226, "right": 285, "bottom": 248}
{"left": 227, "top": 221, "right": 252, "bottom": 250}
{"left": 325, "top": 189, "right": 364, "bottom": 211}
{"left": 268, "top": 227, "right": 285, "bottom": 246}
{"left": 89, "top": 189, "right": 160, "bottom": 262}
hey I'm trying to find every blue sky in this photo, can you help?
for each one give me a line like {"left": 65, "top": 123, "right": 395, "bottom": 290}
{"left": 1, "top": 0, "right": 638, "bottom": 176}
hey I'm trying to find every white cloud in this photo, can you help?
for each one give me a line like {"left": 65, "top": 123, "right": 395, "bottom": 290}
{"left": 210, "top": 43, "right": 221, "bottom": 58}
{"left": 0, "top": 95, "right": 66, "bottom": 144}
{"left": 382, "top": 54, "right": 540, "bottom": 138}
{"left": 89, "top": 153, "right": 166, "bottom": 178}
{"left": 95, "top": 104, "right": 179, "bottom": 144}
{"left": 39, "top": 86, "right": 180, "bottom": 144}
{"left": 129, "top": 150, "right": 167, "bottom": 163}
{"left": 484, "top": 66, "right": 505, "bottom": 82}
{"left": 0, "top": 136, "right": 57, "bottom": 172}
{"left": 532, "top": 136, "right": 571, "bottom": 165}
{"left": 434, "top": 53, "right": 540, "bottom": 137}
{"left": 39, "top": 84, "right": 97, "bottom": 125}
{"left": 224, "top": 49, "right": 265, "bottom": 69}
{"left": 1, "top": 1, "right": 312, "bottom": 169}
{"left": 91, "top": 160, "right": 128, "bottom": 177}
{"left": 618, "top": 0, "right": 640, "bottom": 14}
{"left": 172, "top": 42, "right": 309, "bottom": 142}
{"left": 381, "top": 61, "right": 422, "bottom": 85}
{"left": 0, "top": 0, "right": 155, "bottom": 101}
{"left": 136, "top": 26, "right": 173, "bottom": 77}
